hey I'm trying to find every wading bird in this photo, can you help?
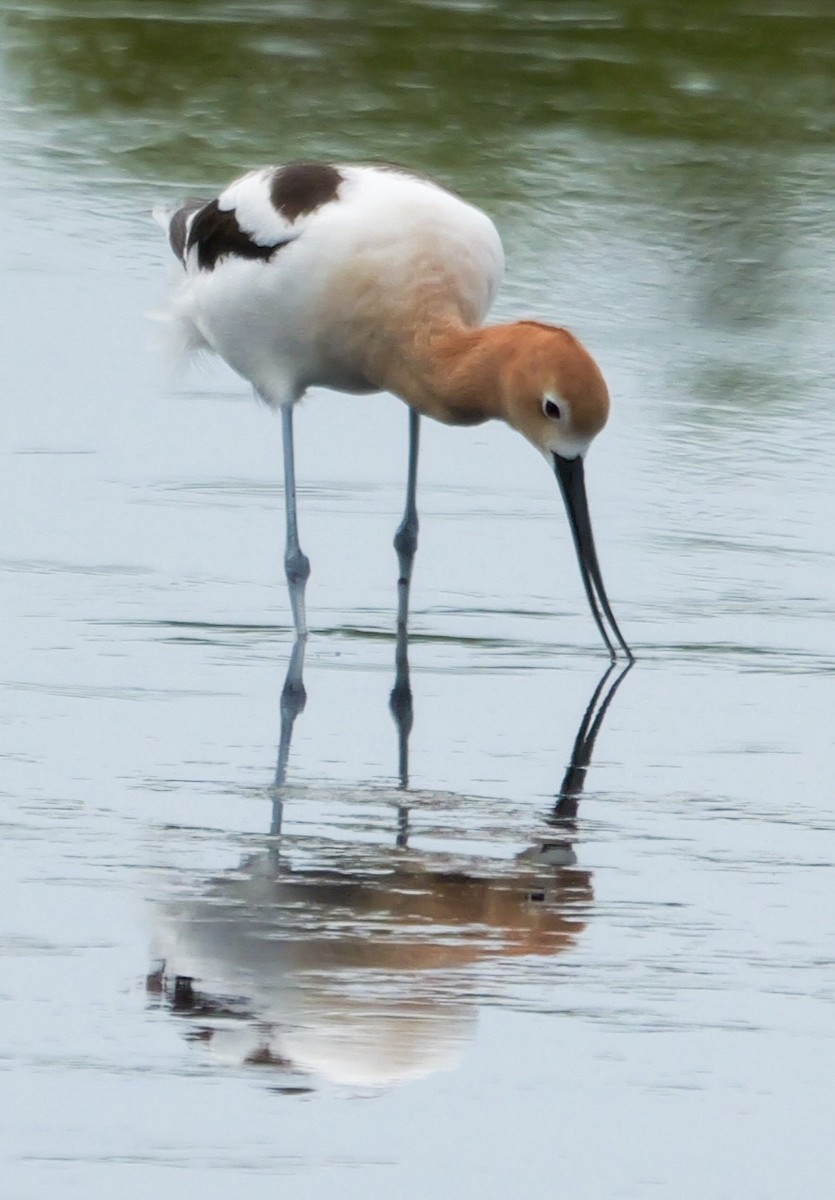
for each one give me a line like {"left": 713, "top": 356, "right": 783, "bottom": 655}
{"left": 156, "top": 161, "right": 632, "bottom": 659}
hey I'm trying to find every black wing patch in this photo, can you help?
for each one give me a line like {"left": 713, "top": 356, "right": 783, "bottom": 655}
{"left": 186, "top": 200, "right": 279, "bottom": 272}
{"left": 167, "top": 201, "right": 205, "bottom": 262}
{"left": 270, "top": 163, "right": 343, "bottom": 222}
{"left": 173, "top": 163, "right": 343, "bottom": 272}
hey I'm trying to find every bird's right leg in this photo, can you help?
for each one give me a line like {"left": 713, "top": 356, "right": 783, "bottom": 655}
{"left": 281, "top": 403, "right": 311, "bottom": 640}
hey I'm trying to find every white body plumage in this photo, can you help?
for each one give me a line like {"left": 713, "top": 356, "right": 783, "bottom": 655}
{"left": 158, "top": 163, "right": 505, "bottom": 408}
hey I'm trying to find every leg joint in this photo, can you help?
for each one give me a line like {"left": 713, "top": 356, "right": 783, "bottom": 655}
{"left": 394, "top": 513, "right": 419, "bottom": 558}
{"left": 284, "top": 547, "right": 311, "bottom": 586}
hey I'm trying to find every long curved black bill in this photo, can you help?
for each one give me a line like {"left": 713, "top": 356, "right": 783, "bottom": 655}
{"left": 553, "top": 453, "right": 633, "bottom": 661}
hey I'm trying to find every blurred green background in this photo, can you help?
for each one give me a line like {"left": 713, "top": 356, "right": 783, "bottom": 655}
{"left": 4, "top": 0, "right": 835, "bottom": 187}
{"left": 3, "top": 1, "right": 835, "bottom": 447}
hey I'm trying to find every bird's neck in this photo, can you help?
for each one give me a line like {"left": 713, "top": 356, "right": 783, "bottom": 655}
{"left": 374, "top": 321, "right": 515, "bottom": 427}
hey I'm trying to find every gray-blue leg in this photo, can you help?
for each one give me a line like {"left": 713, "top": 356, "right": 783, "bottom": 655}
{"left": 393, "top": 408, "right": 420, "bottom": 635}
{"left": 390, "top": 409, "right": 420, "bottom": 801}
{"left": 281, "top": 404, "right": 310, "bottom": 638}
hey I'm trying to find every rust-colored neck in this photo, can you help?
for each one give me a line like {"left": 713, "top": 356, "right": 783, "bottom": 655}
{"left": 372, "top": 320, "right": 513, "bottom": 427}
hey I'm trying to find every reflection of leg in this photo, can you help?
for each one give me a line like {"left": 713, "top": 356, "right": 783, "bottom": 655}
{"left": 389, "top": 628, "right": 413, "bottom": 791}
{"left": 281, "top": 404, "right": 310, "bottom": 638}
{"left": 271, "top": 636, "right": 308, "bottom": 835}
{"left": 396, "top": 803, "right": 409, "bottom": 850}
{"left": 274, "top": 636, "right": 308, "bottom": 794}
{"left": 390, "top": 409, "right": 419, "bottom": 794}
{"left": 390, "top": 587, "right": 413, "bottom": 810}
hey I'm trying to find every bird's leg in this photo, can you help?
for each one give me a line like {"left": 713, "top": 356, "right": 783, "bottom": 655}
{"left": 390, "top": 409, "right": 420, "bottom": 829}
{"left": 281, "top": 403, "right": 311, "bottom": 639}
{"left": 393, "top": 408, "right": 420, "bottom": 636}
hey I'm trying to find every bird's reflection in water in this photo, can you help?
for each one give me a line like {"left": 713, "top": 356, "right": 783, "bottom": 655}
{"left": 149, "top": 629, "right": 630, "bottom": 1092}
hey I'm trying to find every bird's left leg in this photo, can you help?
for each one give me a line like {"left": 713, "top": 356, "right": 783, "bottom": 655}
{"left": 281, "top": 403, "right": 311, "bottom": 639}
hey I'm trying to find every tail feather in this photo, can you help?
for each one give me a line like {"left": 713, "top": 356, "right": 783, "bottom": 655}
{"left": 151, "top": 199, "right": 213, "bottom": 381}
{"left": 148, "top": 285, "right": 212, "bottom": 385}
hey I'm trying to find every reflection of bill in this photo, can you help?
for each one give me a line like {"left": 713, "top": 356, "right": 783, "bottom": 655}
{"left": 148, "top": 661, "right": 629, "bottom": 1091}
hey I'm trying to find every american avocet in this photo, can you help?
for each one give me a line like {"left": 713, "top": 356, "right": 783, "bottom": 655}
{"left": 156, "top": 161, "right": 632, "bottom": 660}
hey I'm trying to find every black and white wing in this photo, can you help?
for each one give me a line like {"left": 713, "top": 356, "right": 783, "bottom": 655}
{"left": 156, "top": 162, "right": 346, "bottom": 273}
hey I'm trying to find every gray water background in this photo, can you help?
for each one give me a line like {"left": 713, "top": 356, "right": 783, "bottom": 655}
{"left": 1, "top": 2, "right": 834, "bottom": 1196}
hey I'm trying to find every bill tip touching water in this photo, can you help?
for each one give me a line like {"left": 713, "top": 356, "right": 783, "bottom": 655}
{"left": 156, "top": 160, "right": 633, "bottom": 660}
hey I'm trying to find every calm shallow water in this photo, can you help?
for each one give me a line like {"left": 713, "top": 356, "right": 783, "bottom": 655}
{"left": 2, "top": 2, "right": 834, "bottom": 1197}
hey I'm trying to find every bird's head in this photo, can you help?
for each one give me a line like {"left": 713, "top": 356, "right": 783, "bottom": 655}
{"left": 499, "top": 321, "right": 631, "bottom": 661}
{"left": 499, "top": 321, "right": 610, "bottom": 462}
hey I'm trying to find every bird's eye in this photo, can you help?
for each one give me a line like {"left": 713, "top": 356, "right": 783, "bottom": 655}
{"left": 543, "top": 398, "right": 561, "bottom": 420}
